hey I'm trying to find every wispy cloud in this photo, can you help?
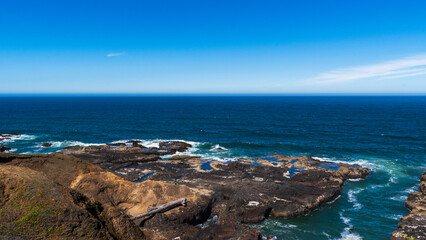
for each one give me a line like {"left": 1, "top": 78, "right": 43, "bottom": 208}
{"left": 306, "top": 54, "right": 426, "bottom": 84}
{"left": 106, "top": 52, "right": 126, "bottom": 57}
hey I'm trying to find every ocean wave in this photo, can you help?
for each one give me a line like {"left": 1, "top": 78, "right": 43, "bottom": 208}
{"left": 386, "top": 214, "right": 403, "bottom": 221}
{"left": 403, "top": 185, "right": 418, "bottom": 194}
{"left": 326, "top": 195, "right": 341, "bottom": 204}
{"left": 347, "top": 178, "right": 364, "bottom": 182}
{"left": 311, "top": 157, "right": 376, "bottom": 170}
{"left": 257, "top": 219, "right": 298, "bottom": 230}
{"left": 38, "top": 141, "right": 104, "bottom": 149}
{"left": 111, "top": 139, "right": 200, "bottom": 149}
{"left": 149, "top": 140, "right": 241, "bottom": 163}
{"left": 0, "top": 134, "right": 37, "bottom": 143}
{"left": 389, "top": 195, "right": 407, "bottom": 202}
{"left": 347, "top": 189, "right": 363, "bottom": 210}
{"left": 210, "top": 144, "right": 228, "bottom": 151}
{"left": 337, "top": 212, "right": 362, "bottom": 240}
{"left": 262, "top": 236, "right": 277, "bottom": 240}
{"left": 312, "top": 156, "right": 410, "bottom": 187}
{"left": 37, "top": 138, "right": 238, "bottom": 163}
{"left": 110, "top": 138, "right": 205, "bottom": 160}
{"left": 338, "top": 229, "right": 362, "bottom": 240}
{"left": 163, "top": 152, "right": 240, "bottom": 163}
{"left": 4, "top": 148, "right": 17, "bottom": 153}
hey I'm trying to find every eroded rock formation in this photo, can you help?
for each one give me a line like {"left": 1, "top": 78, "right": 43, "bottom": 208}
{"left": 58, "top": 141, "right": 369, "bottom": 239}
{"left": 0, "top": 140, "right": 371, "bottom": 239}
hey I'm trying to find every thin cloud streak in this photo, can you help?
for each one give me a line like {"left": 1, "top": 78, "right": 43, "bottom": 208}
{"left": 106, "top": 52, "right": 126, "bottom": 57}
{"left": 377, "top": 69, "right": 426, "bottom": 80}
{"left": 306, "top": 54, "right": 426, "bottom": 85}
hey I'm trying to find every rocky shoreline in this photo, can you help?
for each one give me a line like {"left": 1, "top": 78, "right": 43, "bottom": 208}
{"left": 0, "top": 133, "right": 18, "bottom": 152}
{"left": 0, "top": 140, "right": 370, "bottom": 239}
{"left": 392, "top": 171, "right": 426, "bottom": 240}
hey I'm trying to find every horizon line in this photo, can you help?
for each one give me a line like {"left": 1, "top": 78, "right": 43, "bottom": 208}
{"left": 0, "top": 93, "right": 425, "bottom": 97}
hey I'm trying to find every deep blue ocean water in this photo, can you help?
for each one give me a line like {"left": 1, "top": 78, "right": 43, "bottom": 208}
{"left": 0, "top": 96, "right": 425, "bottom": 239}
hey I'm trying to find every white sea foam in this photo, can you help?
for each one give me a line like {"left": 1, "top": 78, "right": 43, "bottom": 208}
{"left": 199, "top": 156, "right": 239, "bottom": 163}
{"left": 0, "top": 134, "right": 37, "bottom": 143}
{"left": 322, "top": 232, "right": 332, "bottom": 239}
{"left": 64, "top": 138, "right": 236, "bottom": 162}
{"left": 263, "top": 237, "right": 277, "bottom": 240}
{"left": 339, "top": 212, "right": 352, "bottom": 226}
{"left": 39, "top": 141, "right": 104, "bottom": 149}
{"left": 403, "top": 185, "right": 418, "bottom": 194}
{"left": 347, "top": 178, "right": 364, "bottom": 182}
{"left": 386, "top": 214, "right": 403, "bottom": 221}
{"left": 210, "top": 144, "right": 228, "bottom": 151}
{"left": 337, "top": 212, "right": 363, "bottom": 240}
{"left": 311, "top": 157, "right": 376, "bottom": 170}
{"left": 327, "top": 195, "right": 341, "bottom": 204}
{"left": 369, "top": 183, "right": 390, "bottom": 189}
{"left": 338, "top": 230, "right": 362, "bottom": 240}
{"left": 155, "top": 140, "right": 241, "bottom": 163}
{"left": 7, "top": 148, "right": 17, "bottom": 153}
{"left": 347, "top": 189, "right": 363, "bottom": 210}
{"left": 389, "top": 195, "right": 407, "bottom": 202}
{"left": 256, "top": 219, "right": 298, "bottom": 231}
{"left": 313, "top": 156, "right": 410, "bottom": 188}
{"left": 112, "top": 139, "right": 200, "bottom": 149}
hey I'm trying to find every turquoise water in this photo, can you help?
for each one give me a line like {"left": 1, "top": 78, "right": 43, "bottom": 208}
{"left": 0, "top": 96, "right": 425, "bottom": 239}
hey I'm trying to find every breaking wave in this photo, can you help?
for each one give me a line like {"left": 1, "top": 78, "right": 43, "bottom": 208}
{"left": 0, "top": 134, "right": 37, "bottom": 143}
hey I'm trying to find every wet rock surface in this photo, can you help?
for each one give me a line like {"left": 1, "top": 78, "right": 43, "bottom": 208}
{"left": 0, "top": 133, "right": 19, "bottom": 143}
{"left": 0, "top": 146, "right": 11, "bottom": 152}
{"left": 57, "top": 141, "right": 369, "bottom": 239}
{"left": 42, "top": 142, "right": 52, "bottom": 147}
{"left": 392, "top": 171, "right": 426, "bottom": 240}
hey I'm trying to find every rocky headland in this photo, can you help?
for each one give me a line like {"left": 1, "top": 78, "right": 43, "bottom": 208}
{"left": 0, "top": 140, "right": 370, "bottom": 239}
{"left": 392, "top": 171, "right": 426, "bottom": 240}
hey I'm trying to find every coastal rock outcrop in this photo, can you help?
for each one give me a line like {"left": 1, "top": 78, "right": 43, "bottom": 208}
{"left": 0, "top": 140, "right": 370, "bottom": 240}
{"left": 391, "top": 171, "right": 426, "bottom": 240}
{"left": 58, "top": 141, "right": 369, "bottom": 239}
{"left": 42, "top": 142, "right": 52, "bottom": 147}
{"left": 0, "top": 152, "right": 260, "bottom": 240}
{"left": 0, "top": 164, "right": 116, "bottom": 239}
{"left": 0, "top": 153, "right": 146, "bottom": 240}
{"left": 0, "top": 146, "right": 11, "bottom": 152}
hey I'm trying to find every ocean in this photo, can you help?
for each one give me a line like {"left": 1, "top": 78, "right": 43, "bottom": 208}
{"left": 0, "top": 96, "right": 425, "bottom": 239}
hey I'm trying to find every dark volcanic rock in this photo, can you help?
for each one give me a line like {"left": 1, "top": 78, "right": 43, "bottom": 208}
{"left": 58, "top": 143, "right": 369, "bottom": 239}
{"left": 42, "top": 142, "right": 52, "bottom": 147}
{"left": 127, "top": 140, "right": 145, "bottom": 148}
{"left": 129, "top": 155, "right": 368, "bottom": 225}
{"left": 59, "top": 141, "right": 192, "bottom": 178}
{"left": 159, "top": 141, "right": 192, "bottom": 154}
{"left": 391, "top": 171, "right": 426, "bottom": 240}
{"left": 0, "top": 146, "right": 11, "bottom": 152}
{"left": 54, "top": 140, "right": 371, "bottom": 240}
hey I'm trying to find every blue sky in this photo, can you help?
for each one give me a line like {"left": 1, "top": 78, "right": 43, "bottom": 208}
{"left": 1, "top": 0, "right": 426, "bottom": 94}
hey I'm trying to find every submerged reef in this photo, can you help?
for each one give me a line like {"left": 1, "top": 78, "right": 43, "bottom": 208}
{"left": 0, "top": 140, "right": 369, "bottom": 239}
{"left": 392, "top": 171, "right": 426, "bottom": 240}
